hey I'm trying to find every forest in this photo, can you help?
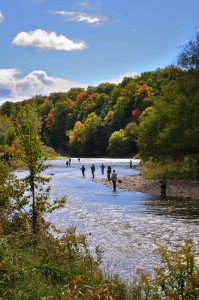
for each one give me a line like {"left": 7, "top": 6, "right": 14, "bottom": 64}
{"left": 1, "top": 32, "right": 199, "bottom": 299}
{"left": 1, "top": 32, "right": 199, "bottom": 179}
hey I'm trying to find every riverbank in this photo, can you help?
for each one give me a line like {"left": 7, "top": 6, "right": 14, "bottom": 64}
{"left": 97, "top": 175, "right": 199, "bottom": 200}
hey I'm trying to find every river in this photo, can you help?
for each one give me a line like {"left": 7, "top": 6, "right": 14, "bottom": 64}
{"left": 16, "top": 158, "right": 199, "bottom": 280}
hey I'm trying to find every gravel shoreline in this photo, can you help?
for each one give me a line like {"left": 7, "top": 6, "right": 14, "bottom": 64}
{"left": 97, "top": 175, "right": 199, "bottom": 200}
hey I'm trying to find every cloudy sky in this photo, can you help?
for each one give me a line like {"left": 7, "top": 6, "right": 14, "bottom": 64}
{"left": 0, "top": 0, "right": 199, "bottom": 104}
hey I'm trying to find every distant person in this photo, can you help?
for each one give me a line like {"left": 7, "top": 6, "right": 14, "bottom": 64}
{"left": 100, "top": 163, "right": 105, "bottom": 175}
{"left": 129, "top": 159, "right": 133, "bottom": 168}
{"left": 91, "top": 164, "right": 95, "bottom": 178}
{"left": 68, "top": 158, "right": 71, "bottom": 166}
{"left": 107, "top": 165, "right": 112, "bottom": 181}
{"left": 3, "top": 152, "right": 12, "bottom": 167}
{"left": 111, "top": 169, "right": 117, "bottom": 192}
{"left": 81, "top": 165, "right": 85, "bottom": 177}
{"left": 78, "top": 157, "right": 80, "bottom": 162}
{"left": 66, "top": 160, "right": 69, "bottom": 167}
{"left": 159, "top": 175, "right": 167, "bottom": 198}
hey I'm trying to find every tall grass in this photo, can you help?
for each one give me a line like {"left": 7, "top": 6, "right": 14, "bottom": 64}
{"left": 140, "top": 156, "right": 199, "bottom": 180}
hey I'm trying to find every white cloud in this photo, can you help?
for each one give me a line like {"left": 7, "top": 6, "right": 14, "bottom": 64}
{"left": 0, "top": 69, "right": 88, "bottom": 105}
{"left": 0, "top": 69, "right": 139, "bottom": 105}
{"left": 12, "top": 29, "right": 87, "bottom": 51}
{"left": 51, "top": 10, "right": 107, "bottom": 26}
{"left": 0, "top": 69, "right": 19, "bottom": 90}
{"left": 103, "top": 72, "right": 139, "bottom": 84}
{"left": 0, "top": 11, "right": 4, "bottom": 23}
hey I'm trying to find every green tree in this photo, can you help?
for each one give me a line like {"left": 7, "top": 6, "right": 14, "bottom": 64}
{"left": 0, "top": 115, "right": 14, "bottom": 152}
{"left": 91, "top": 93, "right": 110, "bottom": 119}
{"left": 0, "top": 101, "right": 14, "bottom": 117}
{"left": 108, "top": 129, "right": 130, "bottom": 157}
{"left": 47, "top": 100, "right": 74, "bottom": 152}
{"left": 38, "top": 98, "right": 54, "bottom": 118}
{"left": 79, "top": 112, "right": 103, "bottom": 156}
{"left": 124, "top": 122, "right": 139, "bottom": 154}
{"left": 110, "top": 81, "right": 151, "bottom": 132}
{"left": 177, "top": 31, "right": 199, "bottom": 70}
{"left": 67, "top": 121, "right": 83, "bottom": 156}
{"left": 91, "top": 82, "right": 116, "bottom": 94}
{"left": 15, "top": 105, "right": 65, "bottom": 234}
{"left": 110, "top": 82, "right": 138, "bottom": 131}
{"left": 65, "top": 87, "right": 84, "bottom": 101}
{"left": 137, "top": 82, "right": 199, "bottom": 177}
{"left": 134, "top": 240, "right": 199, "bottom": 300}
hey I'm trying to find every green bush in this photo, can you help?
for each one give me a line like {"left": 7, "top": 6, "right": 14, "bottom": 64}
{"left": 140, "top": 156, "right": 199, "bottom": 180}
{"left": 128, "top": 240, "right": 199, "bottom": 300}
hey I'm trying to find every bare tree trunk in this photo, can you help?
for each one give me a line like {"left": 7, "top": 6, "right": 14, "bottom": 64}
{"left": 31, "top": 174, "right": 37, "bottom": 235}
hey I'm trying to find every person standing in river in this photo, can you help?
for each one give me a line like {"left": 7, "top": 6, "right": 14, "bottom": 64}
{"left": 107, "top": 165, "right": 112, "bottom": 181}
{"left": 159, "top": 174, "right": 167, "bottom": 198}
{"left": 100, "top": 163, "right": 105, "bottom": 175}
{"left": 111, "top": 169, "right": 117, "bottom": 192}
{"left": 81, "top": 165, "right": 85, "bottom": 177}
{"left": 91, "top": 164, "right": 95, "bottom": 178}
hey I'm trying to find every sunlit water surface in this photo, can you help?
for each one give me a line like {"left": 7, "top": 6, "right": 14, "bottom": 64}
{"left": 16, "top": 158, "right": 199, "bottom": 280}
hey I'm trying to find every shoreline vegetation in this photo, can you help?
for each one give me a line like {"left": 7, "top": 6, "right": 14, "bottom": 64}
{"left": 97, "top": 174, "right": 199, "bottom": 200}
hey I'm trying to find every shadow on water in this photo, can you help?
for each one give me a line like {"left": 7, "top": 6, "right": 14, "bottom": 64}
{"left": 144, "top": 195, "right": 199, "bottom": 221}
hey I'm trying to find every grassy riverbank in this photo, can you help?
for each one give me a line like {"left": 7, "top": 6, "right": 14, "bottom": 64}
{"left": 1, "top": 223, "right": 199, "bottom": 299}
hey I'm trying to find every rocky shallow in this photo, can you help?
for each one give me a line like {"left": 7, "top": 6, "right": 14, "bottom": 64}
{"left": 97, "top": 175, "right": 199, "bottom": 200}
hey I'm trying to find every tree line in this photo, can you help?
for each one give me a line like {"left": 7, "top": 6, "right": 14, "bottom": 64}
{"left": 0, "top": 32, "right": 199, "bottom": 178}
{"left": 1, "top": 104, "right": 199, "bottom": 300}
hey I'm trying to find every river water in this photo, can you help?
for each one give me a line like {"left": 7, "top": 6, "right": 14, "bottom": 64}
{"left": 17, "top": 158, "right": 199, "bottom": 280}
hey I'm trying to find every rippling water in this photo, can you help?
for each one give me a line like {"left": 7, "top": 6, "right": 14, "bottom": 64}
{"left": 16, "top": 158, "right": 199, "bottom": 280}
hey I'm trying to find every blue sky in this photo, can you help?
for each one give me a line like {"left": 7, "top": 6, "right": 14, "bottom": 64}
{"left": 0, "top": 0, "right": 199, "bottom": 104}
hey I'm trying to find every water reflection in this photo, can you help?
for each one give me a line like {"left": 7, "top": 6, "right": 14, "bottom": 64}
{"left": 145, "top": 196, "right": 199, "bottom": 221}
